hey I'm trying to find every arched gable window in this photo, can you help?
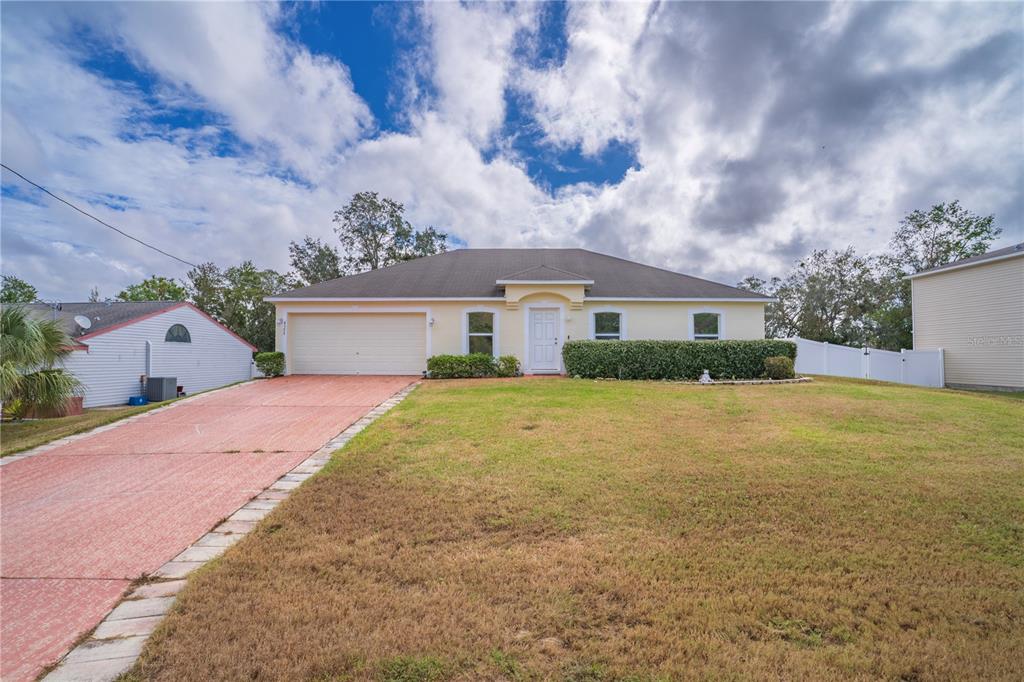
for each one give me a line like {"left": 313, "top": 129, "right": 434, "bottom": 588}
{"left": 165, "top": 324, "right": 191, "bottom": 343}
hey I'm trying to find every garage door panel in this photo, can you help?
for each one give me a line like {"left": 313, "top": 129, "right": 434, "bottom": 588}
{"left": 289, "top": 314, "right": 425, "bottom": 375}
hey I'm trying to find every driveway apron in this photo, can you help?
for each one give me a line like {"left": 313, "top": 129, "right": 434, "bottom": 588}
{"left": 0, "top": 375, "right": 414, "bottom": 682}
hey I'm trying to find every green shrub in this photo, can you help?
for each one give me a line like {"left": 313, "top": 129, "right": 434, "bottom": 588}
{"left": 427, "top": 353, "right": 495, "bottom": 378}
{"left": 496, "top": 355, "right": 521, "bottom": 378}
{"left": 561, "top": 339, "right": 797, "bottom": 381}
{"left": 427, "top": 354, "right": 521, "bottom": 379}
{"left": 763, "top": 355, "right": 796, "bottom": 380}
{"left": 254, "top": 351, "right": 285, "bottom": 377}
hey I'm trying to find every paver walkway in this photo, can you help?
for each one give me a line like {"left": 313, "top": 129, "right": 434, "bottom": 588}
{"left": 0, "top": 375, "right": 415, "bottom": 682}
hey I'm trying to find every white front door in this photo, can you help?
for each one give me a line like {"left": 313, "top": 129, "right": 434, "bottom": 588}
{"left": 529, "top": 308, "right": 560, "bottom": 372}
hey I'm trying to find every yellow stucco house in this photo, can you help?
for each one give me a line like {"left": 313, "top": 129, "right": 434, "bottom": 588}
{"left": 910, "top": 242, "right": 1024, "bottom": 390}
{"left": 267, "top": 248, "right": 772, "bottom": 376}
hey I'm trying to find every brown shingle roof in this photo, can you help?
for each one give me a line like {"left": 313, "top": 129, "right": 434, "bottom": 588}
{"left": 272, "top": 248, "right": 769, "bottom": 300}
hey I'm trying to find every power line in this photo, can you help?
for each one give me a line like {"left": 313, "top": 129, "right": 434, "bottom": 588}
{"left": 0, "top": 163, "right": 198, "bottom": 268}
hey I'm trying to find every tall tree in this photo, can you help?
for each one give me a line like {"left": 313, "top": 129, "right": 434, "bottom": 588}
{"left": 885, "top": 200, "right": 999, "bottom": 274}
{"left": 288, "top": 236, "right": 343, "bottom": 286}
{"left": 410, "top": 226, "right": 448, "bottom": 259}
{"left": 332, "top": 191, "right": 447, "bottom": 272}
{"left": 116, "top": 275, "right": 187, "bottom": 302}
{"left": 185, "top": 261, "right": 293, "bottom": 352}
{"left": 1, "top": 274, "right": 38, "bottom": 304}
{"left": 220, "top": 262, "right": 294, "bottom": 352}
{"left": 88, "top": 286, "right": 102, "bottom": 303}
{"left": 869, "top": 201, "right": 1000, "bottom": 350}
{"left": 740, "top": 249, "right": 878, "bottom": 346}
{"left": 185, "top": 262, "right": 227, "bottom": 320}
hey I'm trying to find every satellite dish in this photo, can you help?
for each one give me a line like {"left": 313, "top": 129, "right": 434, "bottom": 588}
{"left": 74, "top": 315, "right": 93, "bottom": 330}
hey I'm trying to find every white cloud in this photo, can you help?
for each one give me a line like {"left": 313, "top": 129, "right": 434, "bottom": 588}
{"left": 856, "top": 3, "right": 1022, "bottom": 75}
{"left": 1, "top": 1, "right": 1021, "bottom": 303}
{"left": 512, "top": 1, "right": 1022, "bottom": 279}
{"left": 333, "top": 114, "right": 546, "bottom": 243}
{"left": 0, "top": 8, "right": 324, "bottom": 297}
{"left": 107, "top": 2, "right": 372, "bottom": 180}
{"left": 520, "top": 2, "right": 654, "bottom": 155}
{"left": 416, "top": 3, "right": 537, "bottom": 146}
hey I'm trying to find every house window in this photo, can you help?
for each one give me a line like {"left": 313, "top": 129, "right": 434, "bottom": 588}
{"left": 467, "top": 312, "right": 494, "bottom": 355}
{"left": 594, "top": 312, "right": 621, "bottom": 340}
{"left": 692, "top": 313, "right": 720, "bottom": 340}
{"left": 165, "top": 324, "right": 191, "bottom": 343}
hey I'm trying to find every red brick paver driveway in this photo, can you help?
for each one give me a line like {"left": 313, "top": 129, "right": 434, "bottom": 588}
{"left": 0, "top": 375, "right": 414, "bottom": 682}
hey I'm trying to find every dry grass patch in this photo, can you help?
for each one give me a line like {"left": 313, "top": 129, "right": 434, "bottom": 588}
{"left": 1, "top": 404, "right": 158, "bottom": 456}
{"left": 131, "top": 377, "right": 1023, "bottom": 681}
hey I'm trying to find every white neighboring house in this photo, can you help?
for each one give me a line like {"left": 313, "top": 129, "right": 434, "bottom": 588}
{"left": 26, "top": 301, "right": 256, "bottom": 407}
{"left": 910, "top": 242, "right": 1024, "bottom": 391}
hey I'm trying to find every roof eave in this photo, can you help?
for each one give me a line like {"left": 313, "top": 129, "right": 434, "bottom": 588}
{"left": 267, "top": 295, "right": 776, "bottom": 303}
{"left": 585, "top": 296, "right": 777, "bottom": 303}
{"left": 905, "top": 250, "right": 1024, "bottom": 280}
{"left": 265, "top": 296, "right": 506, "bottom": 303}
{"left": 495, "top": 279, "right": 594, "bottom": 286}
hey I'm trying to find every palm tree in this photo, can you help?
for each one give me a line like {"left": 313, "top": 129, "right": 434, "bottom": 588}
{"left": 1, "top": 305, "right": 82, "bottom": 419}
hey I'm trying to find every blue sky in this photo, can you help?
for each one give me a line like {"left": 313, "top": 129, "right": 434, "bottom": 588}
{"left": 284, "top": 2, "right": 633, "bottom": 189}
{"left": 2, "top": 1, "right": 1021, "bottom": 300}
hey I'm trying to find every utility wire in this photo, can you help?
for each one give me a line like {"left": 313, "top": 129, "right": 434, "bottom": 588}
{"left": 1, "top": 163, "right": 198, "bottom": 268}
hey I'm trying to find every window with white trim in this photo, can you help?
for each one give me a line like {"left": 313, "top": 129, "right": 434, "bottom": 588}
{"left": 593, "top": 311, "right": 621, "bottom": 340}
{"left": 692, "top": 312, "right": 720, "bottom": 340}
{"left": 467, "top": 311, "right": 495, "bottom": 355}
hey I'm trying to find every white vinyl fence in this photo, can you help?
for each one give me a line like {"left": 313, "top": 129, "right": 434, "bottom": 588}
{"left": 791, "top": 337, "right": 944, "bottom": 388}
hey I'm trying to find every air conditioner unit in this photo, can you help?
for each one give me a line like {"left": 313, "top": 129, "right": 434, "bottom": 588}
{"left": 146, "top": 377, "right": 178, "bottom": 402}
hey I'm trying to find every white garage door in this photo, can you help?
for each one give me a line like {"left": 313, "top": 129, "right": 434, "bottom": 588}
{"left": 289, "top": 313, "right": 426, "bottom": 375}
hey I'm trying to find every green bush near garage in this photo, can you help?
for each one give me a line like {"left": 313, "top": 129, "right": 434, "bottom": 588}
{"left": 427, "top": 354, "right": 521, "bottom": 379}
{"left": 255, "top": 351, "right": 285, "bottom": 377}
{"left": 561, "top": 339, "right": 797, "bottom": 380}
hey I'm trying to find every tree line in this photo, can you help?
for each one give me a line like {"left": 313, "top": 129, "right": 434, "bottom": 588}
{"left": 1, "top": 197, "right": 1001, "bottom": 353}
{"left": 1, "top": 192, "right": 448, "bottom": 352}
{"left": 737, "top": 201, "right": 1000, "bottom": 351}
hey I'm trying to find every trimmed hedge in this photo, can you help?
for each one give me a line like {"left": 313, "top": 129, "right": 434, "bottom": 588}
{"left": 427, "top": 353, "right": 521, "bottom": 379}
{"left": 561, "top": 339, "right": 797, "bottom": 381}
{"left": 254, "top": 351, "right": 285, "bottom": 377}
{"left": 763, "top": 355, "right": 796, "bottom": 380}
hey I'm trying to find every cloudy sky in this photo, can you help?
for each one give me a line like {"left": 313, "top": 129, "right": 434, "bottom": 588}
{"left": 2, "top": 1, "right": 1021, "bottom": 301}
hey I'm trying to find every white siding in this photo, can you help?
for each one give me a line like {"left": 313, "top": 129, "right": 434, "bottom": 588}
{"left": 62, "top": 306, "right": 253, "bottom": 407}
{"left": 912, "top": 256, "right": 1024, "bottom": 389}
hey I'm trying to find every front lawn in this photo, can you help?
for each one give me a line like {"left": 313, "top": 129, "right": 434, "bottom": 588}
{"left": 132, "top": 377, "right": 1023, "bottom": 681}
{"left": 1, "top": 405, "right": 158, "bottom": 457}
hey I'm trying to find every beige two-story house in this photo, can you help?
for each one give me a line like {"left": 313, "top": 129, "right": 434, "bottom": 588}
{"left": 910, "top": 242, "right": 1024, "bottom": 390}
{"left": 267, "top": 248, "right": 771, "bottom": 376}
